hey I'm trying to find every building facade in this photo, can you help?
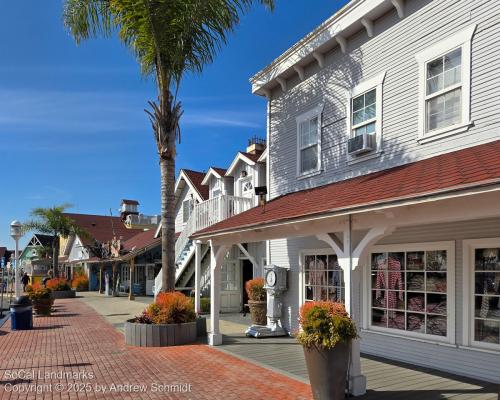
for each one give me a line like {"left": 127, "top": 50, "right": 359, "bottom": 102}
{"left": 192, "top": 0, "right": 500, "bottom": 395}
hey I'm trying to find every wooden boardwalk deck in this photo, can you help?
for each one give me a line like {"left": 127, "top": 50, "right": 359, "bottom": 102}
{"left": 217, "top": 333, "right": 498, "bottom": 399}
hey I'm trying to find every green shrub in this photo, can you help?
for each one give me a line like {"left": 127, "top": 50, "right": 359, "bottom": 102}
{"left": 297, "top": 301, "right": 358, "bottom": 349}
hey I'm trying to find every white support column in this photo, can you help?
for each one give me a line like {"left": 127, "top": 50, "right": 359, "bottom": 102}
{"left": 194, "top": 240, "right": 202, "bottom": 314}
{"left": 317, "top": 223, "right": 393, "bottom": 397}
{"left": 208, "top": 241, "right": 229, "bottom": 346}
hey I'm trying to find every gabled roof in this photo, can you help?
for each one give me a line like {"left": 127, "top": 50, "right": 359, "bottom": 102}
{"left": 174, "top": 169, "right": 209, "bottom": 202}
{"left": 64, "top": 213, "right": 143, "bottom": 246}
{"left": 121, "top": 199, "right": 139, "bottom": 205}
{"left": 225, "top": 151, "right": 264, "bottom": 176}
{"left": 201, "top": 167, "right": 228, "bottom": 185}
{"left": 193, "top": 140, "right": 500, "bottom": 239}
{"left": 27, "top": 234, "right": 53, "bottom": 248}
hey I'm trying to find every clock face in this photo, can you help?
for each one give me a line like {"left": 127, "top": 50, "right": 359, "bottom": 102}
{"left": 266, "top": 270, "right": 277, "bottom": 287}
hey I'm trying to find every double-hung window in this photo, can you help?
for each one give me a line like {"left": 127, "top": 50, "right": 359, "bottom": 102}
{"left": 347, "top": 71, "right": 385, "bottom": 160}
{"left": 352, "top": 89, "right": 376, "bottom": 137}
{"left": 416, "top": 25, "right": 476, "bottom": 142}
{"left": 211, "top": 179, "right": 222, "bottom": 198}
{"left": 296, "top": 104, "right": 323, "bottom": 177}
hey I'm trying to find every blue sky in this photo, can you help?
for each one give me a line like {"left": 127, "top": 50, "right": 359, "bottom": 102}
{"left": 0, "top": 0, "right": 348, "bottom": 248}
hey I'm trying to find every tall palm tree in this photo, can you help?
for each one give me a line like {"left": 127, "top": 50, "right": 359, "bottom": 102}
{"left": 23, "top": 204, "right": 89, "bottom": 277}
{"left": 63, "top": 0, "right": 274, "bottom": 292}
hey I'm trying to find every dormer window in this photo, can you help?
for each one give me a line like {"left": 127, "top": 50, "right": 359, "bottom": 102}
{"left": 211, "top": 180, "right": 222, "bottom": 198}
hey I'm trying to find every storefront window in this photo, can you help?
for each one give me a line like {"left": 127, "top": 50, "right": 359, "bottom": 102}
{"left": 371, "top": 249, "right": 448, "bottom": 337}
{"left": 304, "top": 253, "right": 344, "bottom": 302}
{"left": 474, "top": 248, "right": 500, "bottom": 345}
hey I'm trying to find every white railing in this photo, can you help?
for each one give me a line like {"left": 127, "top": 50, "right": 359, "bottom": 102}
{"left": 154, "top": 195, "right": 253, "bottom": 296}
{"left": 176, "top": 195, "right": 253, "bottom": 263}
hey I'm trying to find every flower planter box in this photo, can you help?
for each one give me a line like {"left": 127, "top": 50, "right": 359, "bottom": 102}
{"left": 124, "top": 320, "right": 198, "bottom": 347}
{"left": 33, "top": 299, "right": 54, "bottom": 316}
{"left": 51, "top": 290, "right": 76, "bottom": 299}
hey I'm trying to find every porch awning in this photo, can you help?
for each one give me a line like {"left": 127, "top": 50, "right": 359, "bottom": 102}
{"left": 191, "top": 139, "right": 500, "bottom": 240}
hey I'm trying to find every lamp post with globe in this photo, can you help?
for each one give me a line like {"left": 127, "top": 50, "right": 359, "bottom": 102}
{"left": 10, "top": 221, "right": 23, "bottom": 298}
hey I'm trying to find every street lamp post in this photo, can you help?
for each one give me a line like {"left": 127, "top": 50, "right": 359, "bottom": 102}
{"left": 10, "top": 221, "right": 23, "bottom": 298}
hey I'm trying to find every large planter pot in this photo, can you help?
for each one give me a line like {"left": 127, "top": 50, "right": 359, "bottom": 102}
{"left": 303, "top": 341, "right": 350, "bottom": 400}
{"left": 51, "top": 290, "right": 76, "bottom": 299}
{"left": 248, "top": 300, "right": 267, "bottom": 326}
{"left": 32, "top": 298, "right": 54, "bottom": 316}
{"left": 124, "top": 320, "right": 197, "bottom": 347}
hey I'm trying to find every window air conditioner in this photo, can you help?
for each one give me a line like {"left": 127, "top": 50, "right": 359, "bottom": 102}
{"left": 348, "top": 133, "right": 375, "bottom": 155}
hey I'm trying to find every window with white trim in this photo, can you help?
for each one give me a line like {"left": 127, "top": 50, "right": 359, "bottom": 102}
{"left": 211, "top": 179, "right": 222, "bottom": 198}
{"left": 415, "top": 25, "right": 476, "bottom": 141}
{"left": 352, "top": 89, "right": 376, "bottom": 137}
{"left": 369, "top": 242, "right": 454, "bottom": 341}
{"left": 472, "top": 247, "right": 500, "bottom": 346}
{"left": 182, "top": 199, "right": 193, "bottom": 223}
{"left": 296, "top": 105, "right": 323, "bottom": 177}
{"left": 240, "top": 177, "right": 253, "bottom": 198}
{"left": 347, "top": 71, "right": 385, "bottom": 159}
{"left": 303, "top": 252, "right": 344, "bottom": 303}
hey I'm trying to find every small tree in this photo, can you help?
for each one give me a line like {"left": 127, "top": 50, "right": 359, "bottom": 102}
{"left": 23, "top": 204, "right": 89, "bottom": 277}
{"left": 63, "top": 0, "right": 274, "bottom": 292}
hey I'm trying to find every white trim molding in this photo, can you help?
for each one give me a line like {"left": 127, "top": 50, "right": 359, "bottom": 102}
{"left": 415, "top": 24, "right": 477, "bottom": 143}
{"left": 346, "top": 71, "right": 386, "bottom": 163}
{"left": 462, "top": 238, "right": 500, "bottom": 352}
{"left": 296, "top": 103, "right": 324, "bottom": 178}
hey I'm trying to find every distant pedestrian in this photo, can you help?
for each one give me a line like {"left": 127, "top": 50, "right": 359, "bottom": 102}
{"left": 21, "top": 273, "right": 30, "bottom": 291}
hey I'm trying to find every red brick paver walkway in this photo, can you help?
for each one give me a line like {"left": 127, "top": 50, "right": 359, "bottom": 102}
{"left": 0, "top": 299, "right": 312, "bottom": 399}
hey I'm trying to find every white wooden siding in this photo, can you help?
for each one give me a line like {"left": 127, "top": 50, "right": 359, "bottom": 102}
{"left": 175, "top": 184, "right": 196, "bottom": 233}
{"left": 268, "top": 0, "right": 500, "bottom": 199}
{"left": 270, "top": 217, "right": 500, "bottom": 383}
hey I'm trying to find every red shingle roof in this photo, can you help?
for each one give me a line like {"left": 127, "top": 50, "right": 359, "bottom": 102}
{"left": 240, "top": 151, "right": 263, "bottom": 163}
{"left": 212, "top": 167, "right": 227, "bottom": 176}
{"left": 184, "top": 169, "right": 209, "bottom": 200}
{"left": 193, "top": 140, "right": 500, "bottom": 237}
{"left": 122, "top": 229, "right": 159, "bottom": 251}
{"left": 64, "top": 213, "right": 143, "bottom": 245}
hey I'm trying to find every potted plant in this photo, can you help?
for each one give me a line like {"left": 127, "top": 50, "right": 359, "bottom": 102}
{"left": 125, "top": 292, "right": 203, "bottom": 347}
{"left": 26, "top": 284, "right": 54, "bottom": 316}
{"left": 245, "top": 278, "right": 267, "bottom": 326}
{"left": 46, "top": 278, "right": 76, "bottom": 299}
{"left": 71, "top": 272, "right": 89, "bottom": 292}
{"left": 297, "top": 301, "right": 358, "bottom": 400}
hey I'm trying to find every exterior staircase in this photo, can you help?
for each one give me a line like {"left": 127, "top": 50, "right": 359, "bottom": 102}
{"left": 153, "top": 194, "right": 253, "bottom": 296}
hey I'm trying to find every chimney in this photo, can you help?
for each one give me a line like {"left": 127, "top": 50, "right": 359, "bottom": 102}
{"left": 246, "top": 136, "right": 266, "bottom": 155}
{"left": 120, "top": 199, "right": 140, "bottom": 221}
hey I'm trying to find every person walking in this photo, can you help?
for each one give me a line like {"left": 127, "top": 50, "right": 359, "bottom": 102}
{"left": 21, "top": 273, "right": 30, "bottom": 292}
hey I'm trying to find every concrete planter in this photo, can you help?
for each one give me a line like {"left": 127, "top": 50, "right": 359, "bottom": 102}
{"left": 51, "top": 290, "right": 76, "bottom": 299}
{"left": 124, "top": 320, "right": 198, "bottom": 347}
{"left": 303, "top": 341, "right": 350, "bottom": 400}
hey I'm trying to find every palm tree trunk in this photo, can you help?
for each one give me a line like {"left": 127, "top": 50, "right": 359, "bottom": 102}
{"left": 160, "top": 154, "right": 176, "bottom": 292}
{"left": 52, "top": 235, "right": 60, "bottom": 277}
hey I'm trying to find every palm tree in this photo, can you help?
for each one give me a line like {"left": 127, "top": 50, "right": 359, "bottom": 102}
{"left": 23, "top": 204, "right": 89, "bottom": 277}
{"left": 63, "top": 0, "right": 274, "bottom": 292}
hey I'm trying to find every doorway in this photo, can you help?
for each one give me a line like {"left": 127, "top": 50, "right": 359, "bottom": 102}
{"left": 241, "top": 259, "right": 254, "bottom": 310}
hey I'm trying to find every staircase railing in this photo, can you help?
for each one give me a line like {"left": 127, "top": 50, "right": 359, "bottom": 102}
{"left": 154, "top": 195, "right": 253, "bottom": 295}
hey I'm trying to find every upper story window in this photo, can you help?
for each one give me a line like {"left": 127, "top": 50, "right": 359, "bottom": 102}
{"left": 416, "top": 25, "right": 476, "bottom": 143}
{"left": 240, "top": 177, "right": 253, "bottom": 198}
{"left": 347, "top": 72, "right": 385, "bottom": 161}
{"left": 182, "top": 198, "right": 193, "bottom": 223}
{"left": 296, "top": 104, "right": 323, "bottom": 178}
{"left": 211, "top": 180, "right": 222, "bottom": 198}
{"left": 352, "top": 89, "right": 376, "bottom": 136}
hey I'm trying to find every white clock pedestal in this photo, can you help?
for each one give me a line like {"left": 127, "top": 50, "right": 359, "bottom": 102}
{"left": 246, "top": 265, "right": 288, "bottom": 338}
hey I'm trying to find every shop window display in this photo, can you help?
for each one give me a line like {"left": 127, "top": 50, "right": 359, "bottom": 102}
{"left": 474, "top": 248, "right": 500, "bottom": 345}
{"left": 371, "top": 249, "right": 448, "bottom": 337}
{"left": 304, "top": 254, "right": 344, "bottom": 302}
